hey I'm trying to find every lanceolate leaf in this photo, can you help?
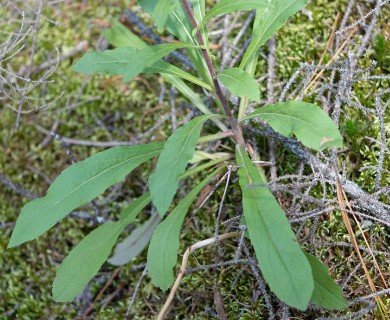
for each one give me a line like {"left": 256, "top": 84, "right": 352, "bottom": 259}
{"left": 192, "top": 0, "right": 209, "bottom": 50}
{"left": 236, "top": 145, "right": 314, "bottom": 310}
{"left": 147, "top": 168, "right": 222, "bottom": 290}
{"left": 71, "top": 47, "right": 137, "bottom": 75}
{"left": 305, "top": 253, "right": 348, "bottom": 310}
{"left": 108, "top": 212, "right": 161, "bottom": 266}
{"left": 240, "top": 0, "right": 308, "bottom": 68}
{"left": 239, "top": 101, "right": 343, "bottom": 150}
{"left": 196, "top": 0, "right": 273, "bottom": 32}
{"left": 52, "top": 193, "right": 151, "bottom": 302}
{"left": 149, "top": 114, "right": 218, "bottom": 216}
{"left": 103, "top": 19, "right": 146, "bottom": 49}
{"left": 8, "top": 143, "right": 163, "bottom": 248}
{"left": 101, "top": 21, "right": 212, "bottom": 91}
{"left": 218, "top": 68, "right": 260, "bottom": 102}
{"left": 73, "top": 43, "right": 196, "bottom": 83}
{"left": 154, "top": 0, "right": 177, "bottom": 32}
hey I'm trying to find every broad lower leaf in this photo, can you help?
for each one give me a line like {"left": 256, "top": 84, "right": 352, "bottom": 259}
{"left": 8, "top": 143, "right": 162, "bottom": 248}
{"left": 147, "top": 168, "right": 222, "bottom": 290}
{"left": 196, "top": 0, "right": 272, "bottom": 33}
{"left": 108, "top": 212, "right": 161, "bottom": 266}
{"left": 306, "top": 253, "right": 348, "bottom": 310}
{"left": 239, "top": 101, "right": 343, "bottom": 150}
{"left": 149, "top": 114, "right": 218, "bottom": 216}
{"left": 218, "top": 68, "right": 260, "bottom": 102}
{"left": 240, "top": 0, "right": 307, "bottom": 68}
{"left": 52, "top": 193, "right": 151, "bottom": 302}
{"left": 236, "top": 145, "right": 314, "bottom": 310}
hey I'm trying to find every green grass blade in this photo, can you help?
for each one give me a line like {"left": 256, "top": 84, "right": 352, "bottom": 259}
{"left": 149, "top": 114, "right": 218, "bottom": 216}
{"left": 8, "top": 143, "right": 162, "bottom": 248}
{"left": 236, "top": 145, "right": 314, "bottom": 310}
{"left": 239, "top": 100, "right": 343, "bottom": 150}
{"left": 240, "top": 0, "right": 307, "bottom": 69}
{"left": 147, "top": 168, "right": 223, "bottom": 290}
{"left": 52, "top": 193, "right": 151, "bottom": 302}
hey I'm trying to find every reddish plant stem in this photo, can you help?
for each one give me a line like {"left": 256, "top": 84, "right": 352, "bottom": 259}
{"left": 181, "top": 0, "right": 245, "bottom": 147}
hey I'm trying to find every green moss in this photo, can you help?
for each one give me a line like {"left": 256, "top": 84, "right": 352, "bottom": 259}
{"left": 1, "top": 0, "right": 389, "bottom": 318}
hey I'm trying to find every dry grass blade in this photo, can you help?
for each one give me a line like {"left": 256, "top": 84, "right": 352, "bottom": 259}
{"left": 303, "top": 26, "right": 357, "bottom": 95}
{"left": 335, "top": 175, "right": 388, "bottom": 318}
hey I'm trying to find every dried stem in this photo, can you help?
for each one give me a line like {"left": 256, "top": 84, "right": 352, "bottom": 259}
{"left": 157, "top": 232, "right": 241, "bottom": 320}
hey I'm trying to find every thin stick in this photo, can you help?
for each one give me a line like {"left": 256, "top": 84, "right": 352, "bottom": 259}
{"left": 82, "top": 267, "right": 121, "bottom": 318}
{"left": 157, "top": 232, "right": 241, "bottom": 320}
{"left": 125, "top": 265, "right": 148, "bottom": 319}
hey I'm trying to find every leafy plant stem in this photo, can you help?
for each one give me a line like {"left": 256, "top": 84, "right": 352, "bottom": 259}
{"left": 181, "top": 0, "right": 245, "bottom": 147}
{"left": 157, "top": 231, "right": 241, "bottom": 320}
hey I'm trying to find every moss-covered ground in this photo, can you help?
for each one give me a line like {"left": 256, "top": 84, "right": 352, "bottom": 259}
{"left": 1, "top": 0, "right": 389, "bottom": 319}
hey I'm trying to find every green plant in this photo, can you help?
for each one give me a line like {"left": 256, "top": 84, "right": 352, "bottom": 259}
{"left": 8, "top": 0, "right": 348, "bottom": 314}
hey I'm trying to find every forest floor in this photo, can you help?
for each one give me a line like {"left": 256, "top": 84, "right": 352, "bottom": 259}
{"left": 1, "top": 0, "right": 389, "bottom": 319}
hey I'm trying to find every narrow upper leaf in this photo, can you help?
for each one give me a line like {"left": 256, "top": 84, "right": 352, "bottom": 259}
{"left": 121, "top": 43, "right": 197, "bottom": 82}
{"left": 139, "top": 0, "right": 213, "bottom": 85}
{"left": 103, "top": 19, "right": 146, "bottom": 49}
{"left": 8, "top": 143, "right": 162, "bottom": 248}
{"left": 52, "top": 193, "right": 151, "bottom": 302}
{"left": 147, "top": 168, "right": 222, "bottom": 290}
{"left": 240, "top": 0, "right": 307, "bottom": 68}
{"left": 108, "top": 212, "right": 161, "bottom": 266}
{"left": 149, "top": 114, "right": 218, "bottom": 216}
{"left": 154, "top": 0, "right": 177, "bottom": 32}
{"left": 196, "top": 0, "right": 273, "bottom": 33}
{"left": 305, "top": 253, "right": 348, "bottom": 310}
{"left": 218, "top": 68, "right": 260, "bottom": 102}
{"left": 101, "top": 22, "right": 212, "bottom": 91}
{"left": 72, "top": 47, "right": 137, "bottom": 75}
{"left": 73, "top": 43, "right": 196, "bottom": 83}
{"left": 236, "top": 145, "right": 314, "bottom": 310}
{"left": 239, "top": 101, "right": 343, "bottom": 150}
{"left": 145, "top": 60, "right": 213, "bottom": 91}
